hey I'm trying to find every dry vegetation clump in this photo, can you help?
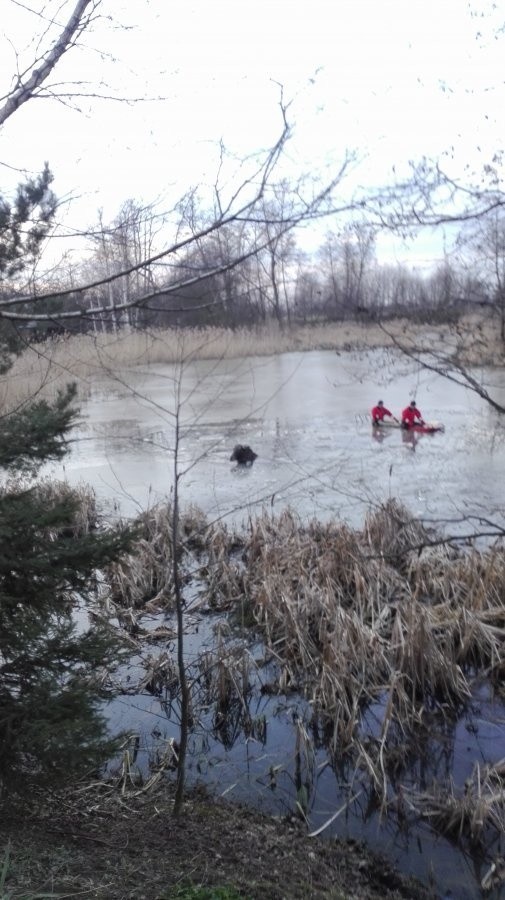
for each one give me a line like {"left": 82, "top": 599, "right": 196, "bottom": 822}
{"left": 402, "top": 546, "right": 505, "bottom": 676}
{"left": 104, "top": 499, "right": 505, "bottom": 751}
{"left": 316, "top": 607, "right": 391, "bottom": 750}
{"left": 363, "top": 498, "right": 437, "bottom": 566}
{"left": 195, "top": 632, "right": 268, "bottom": 752}
{"left": 0, "top": 476, "right": 99, "bottom": 538}
{"left": 389, "top": 599, "right": 471, "bottom": 712}
{"left": 404, "top": 545, "right": 505, "bottom": 609}
{"left": 106, "top": 502, "right": 249, "bottom": 616}
{"left": 247, "top": 507, "right": 404, "bottom": 622}
{"left": 104, "top": 503, "right": 250, "bottom": 647}
{"left": 107, "top": 502, "right": 174, "bottom": 610}
{"left": 411, "top": 758, "right": 505, "bottom": 847}
{"left": 201, "top": 502, "right": 505, "bottom": 783}
{"left": 102, "top": 499, "right": 505, "bottom": 757}
{"left": 90, "top": 494, "right": 505, "bottom": 858}
{"left": 39, "top": 478, "right": 100, "bottom": 536}
{"left": 178, "top": 502, "right": 212, "bottom": 551}
{"left": 139, "top": 650, "right": 178, "bottom": 698}
{"left": 197, "top": 626, "right": 259, "bottom": 745}
{"left": 196, "top": 519, "right": 247, "bottom": 610}
{"left": 206, "top": 507, "right": 408, "bottom": 748}
{"left": 107, "top": 501, "right": 210, "bottom": 611}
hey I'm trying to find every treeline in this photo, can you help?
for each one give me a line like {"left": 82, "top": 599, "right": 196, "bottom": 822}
{"left": 8, "top": 197, "right": 505, "bottom": 341}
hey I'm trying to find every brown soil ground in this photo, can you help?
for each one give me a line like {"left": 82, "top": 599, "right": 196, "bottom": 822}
{"left": 0, "top": 782, "right": 435, "bottom": 900}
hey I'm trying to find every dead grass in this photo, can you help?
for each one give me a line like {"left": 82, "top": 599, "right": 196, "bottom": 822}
{"left": 4, "top": 315, "right": 498, "bottom": 412}
{"left": 109, "top": 501, "right": 505, "bottom": 733}
{"left": 0, "top": 475, "right": 100, "bottom": 537}
{"left": 106, "top": 502, "right": 210, "bottom": 612}
{"left": 107, "top": 502, "right": 176, "bottom": 611}
{"left": 411, "top": 758, "right": 505, "bottom": 846}
{"left": 92, "top": 495, "right": 505, "bottom": 851}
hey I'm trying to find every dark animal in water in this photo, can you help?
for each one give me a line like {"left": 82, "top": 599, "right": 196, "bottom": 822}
{"left": 230, "top": 444, "right": 257, "bottom": 466}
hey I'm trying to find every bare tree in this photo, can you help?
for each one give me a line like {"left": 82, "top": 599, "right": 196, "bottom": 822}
{"left": 80, "top": 202, "right": 163, "bottom": 331}
{"left": 361, "top": 152, "right": 505, "bottom": 413}
{"left": 1, "top": 104, "right": 358, "bottom": 336}
{"left": 456, "top": 208, "right": 505, "bottom": 342}
{"left": 250, "top": 183, "right": 300, "bottom": 327}
{"left": 318, "top": 222, "right": 375, "bottom": 320}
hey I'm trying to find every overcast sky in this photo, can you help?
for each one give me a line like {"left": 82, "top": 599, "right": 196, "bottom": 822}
{"left": 0, "top": 0, "right": 503, "bottom": 266}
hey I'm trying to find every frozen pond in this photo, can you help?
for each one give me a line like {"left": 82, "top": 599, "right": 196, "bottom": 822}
{"left": 49, "top": 347, "right": 505, "bottom": 899}
{"left": 54, "top": 347, "right": 505, "bottom": 536}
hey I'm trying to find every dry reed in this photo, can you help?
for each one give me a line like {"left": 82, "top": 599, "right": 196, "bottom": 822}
{"left": 0, "top": 475, "right": 99, "bottom": 538}
{"left": 107, "top": 501, "right": 210, "bottom": 610}
{"left": 2, "top": 312, "right": 501, "bottom": 413}
{"left": 97, "top": 492, "right": 505, "bottom": 845}
{"left": 0, "top": 317, "right": 477, "bottom": 412}
{"left": 105, "top": 497, "right": 505, "bottom": 741}
{"left": 195, "top": 501, "right": 505, "bottom": 802}
{"left": 139, "top": 651, "right": 178, "bottom": 697}
{"left": 411, "top": 758, "right": 505, "bottom": 846}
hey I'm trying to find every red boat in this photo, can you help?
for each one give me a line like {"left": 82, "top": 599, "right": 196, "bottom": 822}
{"left": 372, "top": 421, "right": 445, "bottom": 434}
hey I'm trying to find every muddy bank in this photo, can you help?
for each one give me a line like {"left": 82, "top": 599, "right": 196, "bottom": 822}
{"left": 0, "top": 782, "right": 433, "bottom": 899}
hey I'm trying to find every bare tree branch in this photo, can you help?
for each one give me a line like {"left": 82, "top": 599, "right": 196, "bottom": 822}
{"left": 364, "top": 158, "right": 505, "bottom": 231}
{"left": 0, "top": 107, "right": 357, "bottom": 326}
{"left": 377, "top": 321, "right": 505, "bottom": 415}
{"left": 0, "top": 0, "right": 99, "bottom": 127}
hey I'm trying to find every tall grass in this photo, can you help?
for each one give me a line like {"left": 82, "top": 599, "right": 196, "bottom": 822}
{"left": 100, "top": 494, "right": 505, "bottom": 846}
{"left": 2, "top": 312, "right": 502, "bottom": 413}
{"left": 0, "top": 319, "right": 410, "bottom": 412}
{"left": 412, "top": 758, "right": 505, "bottom": 846}
{"left": 109, "top": 497, "right": 505, "bottom": 749}
{"left": 23, "top": 480, "right": 503, "bottom": 848}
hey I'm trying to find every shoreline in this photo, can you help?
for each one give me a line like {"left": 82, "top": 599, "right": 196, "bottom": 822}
{"left": 3, "top": 312, "right": 503, "bottom": 413}
{"left": 1, "top": 781, "right": 433, "bottom": 899}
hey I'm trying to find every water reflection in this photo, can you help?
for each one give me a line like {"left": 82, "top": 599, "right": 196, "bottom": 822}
{"left": 62, "top": 348, "right": 505, "bottom": 898}
{"left": 402, "top": 428, "right": 421, "bottom": 451}
{"left": 106, "top": 600, "right": 505, "bottom": 900}
{"left": 51, "top": 348, "right": 505, "bottom": 538}
{"left": 372, "top": 425, "right": 393, "bottom": 444}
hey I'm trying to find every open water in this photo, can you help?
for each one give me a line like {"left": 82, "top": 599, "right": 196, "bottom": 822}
{"left": 56, "top": 347, "right": 505, "bottom": 535}
{"left": 48, "top": 347, "right": 505, "bottom": 899}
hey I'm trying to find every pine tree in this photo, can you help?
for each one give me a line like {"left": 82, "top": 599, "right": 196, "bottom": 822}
{"left": 0, "top": 383, "right": 133, "bottom": 796}
{"left": 0, "top": 172, "right": 133, "bottom": 798}
{"left": 0, "top": 164, "right": 56, "bottom": 280}
{"left": 0, "top": 165, "right": 58, "bottom": 371}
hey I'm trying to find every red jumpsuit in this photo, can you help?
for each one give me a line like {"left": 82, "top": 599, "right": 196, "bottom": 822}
{"left": 371, "top": 405, "right": 393, "bottom": 423}
{"left": 401, "top": 405, "right": 423, "bottom": 427}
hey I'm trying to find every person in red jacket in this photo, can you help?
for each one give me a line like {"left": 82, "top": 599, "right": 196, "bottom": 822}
{"left": 401, "top": 400, "right": 425, "bottom": 429}
{"left": 371, "top": 400, "right": 397, "bottom": 425}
